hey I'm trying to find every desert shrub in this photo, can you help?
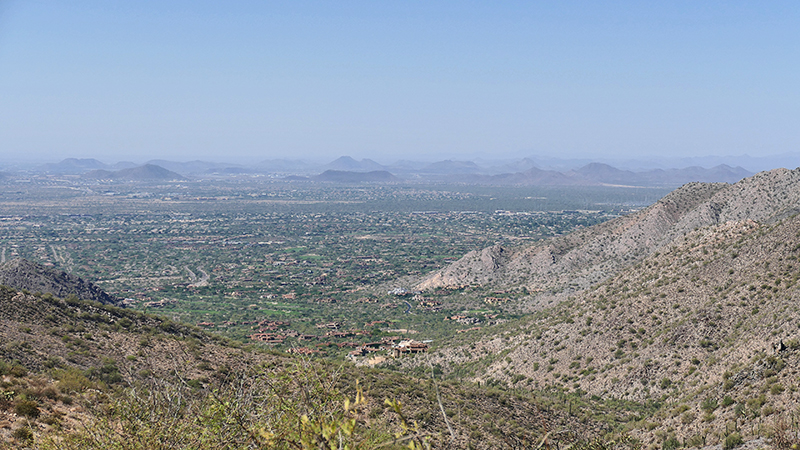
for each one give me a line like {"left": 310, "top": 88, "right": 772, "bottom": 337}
{"left": 6, "top": 364, "right": 27, "bottom": 378}
{"left": 685, "top": 434, "right": 705, "bottom": 447}
{"left": 14, "top": 399, "right": 40, "bottom": 418}
{"left": 722, "top": 432, "right": 743, "bottom": 450}
{"left": 662, "top": 435, "right": 681, "bottom": 450}
{"left": 673, "top": 404, "right": 689, "bottom": 415}
{"left": 570, "top": 434, "right": 639, "bottom": 450}
{"left": 38, "top": 360, "right": 432, "bottom": 450}
{"left": 770, "top": 416, "right": 798, "bottom": 449}
{"left": 746, "top": 394, "right": 766, "bottom": 410}
{"left": 53, "top": 368, "right": 94, "bottom": 393}
{"left": 117, "top": 317, "right": 133, "bottom": 329}
{"left": 765, "top": 355, "right": 785, "bottom": 372}
{"left": 43, "top": 356, "right": 62, "bottom": 369}
{"left": 722, "top": 379, "right": 736, "bottom": 391}
{"left": 85, "top": 358, "right": 123, "bottom": 385}
{"left": 12, "top": 427, "right": 34, "bottom": 444}
{"left": 23, "top": 385, "right": 59, "bottom": 401}
{"left": 41, "top": 414, "right": 62, "bottom": 426}
{"left": 769, "top": 383, "right": 785, "bottom": 395}
{"left": 701, "top": 397, "right": 718, "bottom": 412}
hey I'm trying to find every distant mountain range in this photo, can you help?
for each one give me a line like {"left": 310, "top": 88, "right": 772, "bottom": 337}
{"left": 37, "top": 158, "right": 137, "bottom": 174}
{"left": 23, "top": 156, "right": 764, "bottom": 187}
{"left": 463, "top": 162, "right": 752, "bottom": 186}
{"left": 82, "top": 164, "right": 186, "bottom": 181}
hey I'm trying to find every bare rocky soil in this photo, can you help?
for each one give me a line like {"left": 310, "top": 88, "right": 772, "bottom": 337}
{"left": 407, "top": 168, "right": 800, "bottom": 448}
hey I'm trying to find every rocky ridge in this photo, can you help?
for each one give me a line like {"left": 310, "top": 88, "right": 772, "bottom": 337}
{"left": 418, "top": 168, "right": 800, "bottom": 296}
{"left": 405, "top": 168, "right": 800, "bottom": 448}
{"left": 0, "top": 258, "right": 119, "bottom": 306}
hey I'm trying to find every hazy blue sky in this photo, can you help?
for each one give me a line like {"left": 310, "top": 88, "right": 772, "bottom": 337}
{"left": 1, "top": 1, "right": 798, "bottom": 164}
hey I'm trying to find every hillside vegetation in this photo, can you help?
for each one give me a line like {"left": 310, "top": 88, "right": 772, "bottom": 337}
{"left": 408, "top": 168, "right": 800, "bottom": 448}
{"left": 3, "top": 168, "right": 800, "bottom": 448}
{"left": 0, "top": 285, "right": 604, "bottom": 449}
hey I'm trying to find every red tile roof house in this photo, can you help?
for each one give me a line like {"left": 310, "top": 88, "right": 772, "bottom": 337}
{"left": 391, "top": 340, "right": 429, "bottom": 358}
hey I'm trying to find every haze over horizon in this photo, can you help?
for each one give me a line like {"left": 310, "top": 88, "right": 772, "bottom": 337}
{"left": 1, "top": 2, "right": 798, "bottom": 165}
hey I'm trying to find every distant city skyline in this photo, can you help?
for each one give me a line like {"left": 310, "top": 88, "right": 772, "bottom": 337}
{"left": 1, "top": 2, "right": 798, "bottom": 164}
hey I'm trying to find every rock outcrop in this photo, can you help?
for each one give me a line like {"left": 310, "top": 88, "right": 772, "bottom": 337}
{"left": 0, "top": 258, "right": 119, "bottom": 305}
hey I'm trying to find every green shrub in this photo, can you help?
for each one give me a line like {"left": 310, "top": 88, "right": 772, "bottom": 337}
{"left": 86, "top": 358, "right": 123, "bottom": 385}
{"left": 769, "top": 383, "right": 785, "bottom": 395}
{"left": 14, "top": 399, "right": 40, "bottom": 418}
{"left": 54, "top": 368, "right": 94, "bottom": 393}
{"left": 701, "top": 397, "right": 718, "bottom": 412}
{"left": 662, "top": 436, "right": 681, "bottom": 450}
{"left": 746, "top": 394, "right": 766, "bottom": 411}
{"left": 12, "top": 426, "right": 34, "bottom": 444}
{"left": 7, "top": 364, "right": 27, "bottom": 378}
{"left": 721, "top": 395, "right": 734, "bottom": 407}
{"left": 37, "top": 360, "right": 429, "bottom": 450}
{"left": 685, "top": 435, "right": 705, "bottom": 448}
{"left": 723, "top": 432, "right": 743, "bottom": 450}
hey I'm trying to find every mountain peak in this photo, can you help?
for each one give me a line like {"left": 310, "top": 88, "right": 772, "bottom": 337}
{"left": 325, "top": 156, "right": 386, "bottom": 172}
{"left": 83, "top": 164, "right": 185, "bottom": 181}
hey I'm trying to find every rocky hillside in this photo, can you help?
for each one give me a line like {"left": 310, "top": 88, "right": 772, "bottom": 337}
{"left": 0, "top": 284, "right": 265, "bottom": 445}
{"left": 0, "top": 284, "right": 601, "bottom": 448}
{"left": 0, "top": 258, "right": 119, "bottom": 306}
{"left": 404, "top": 168, "right": 800, "bottom": 448}
{"left": 418, "top": 168, "right": 800, "bottom": 296}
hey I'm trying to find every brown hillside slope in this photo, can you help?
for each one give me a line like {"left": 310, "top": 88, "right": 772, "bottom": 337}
{"left": 0, "top": 286, "right": 602, "bottom": 448}
{"left": 0, "top": 286, "right": 266, "bottom": 444}
{"left": 0, "top": 258, "right": 119, "bottom": 306}
{"left": 418, "top": 168, "right": 800, "bottom": 296}
{"left": 414, "top": 213, "right": 800, "bottom": 447}
{"left": 0, "top": 286, "right": 254, "bottom": 380}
